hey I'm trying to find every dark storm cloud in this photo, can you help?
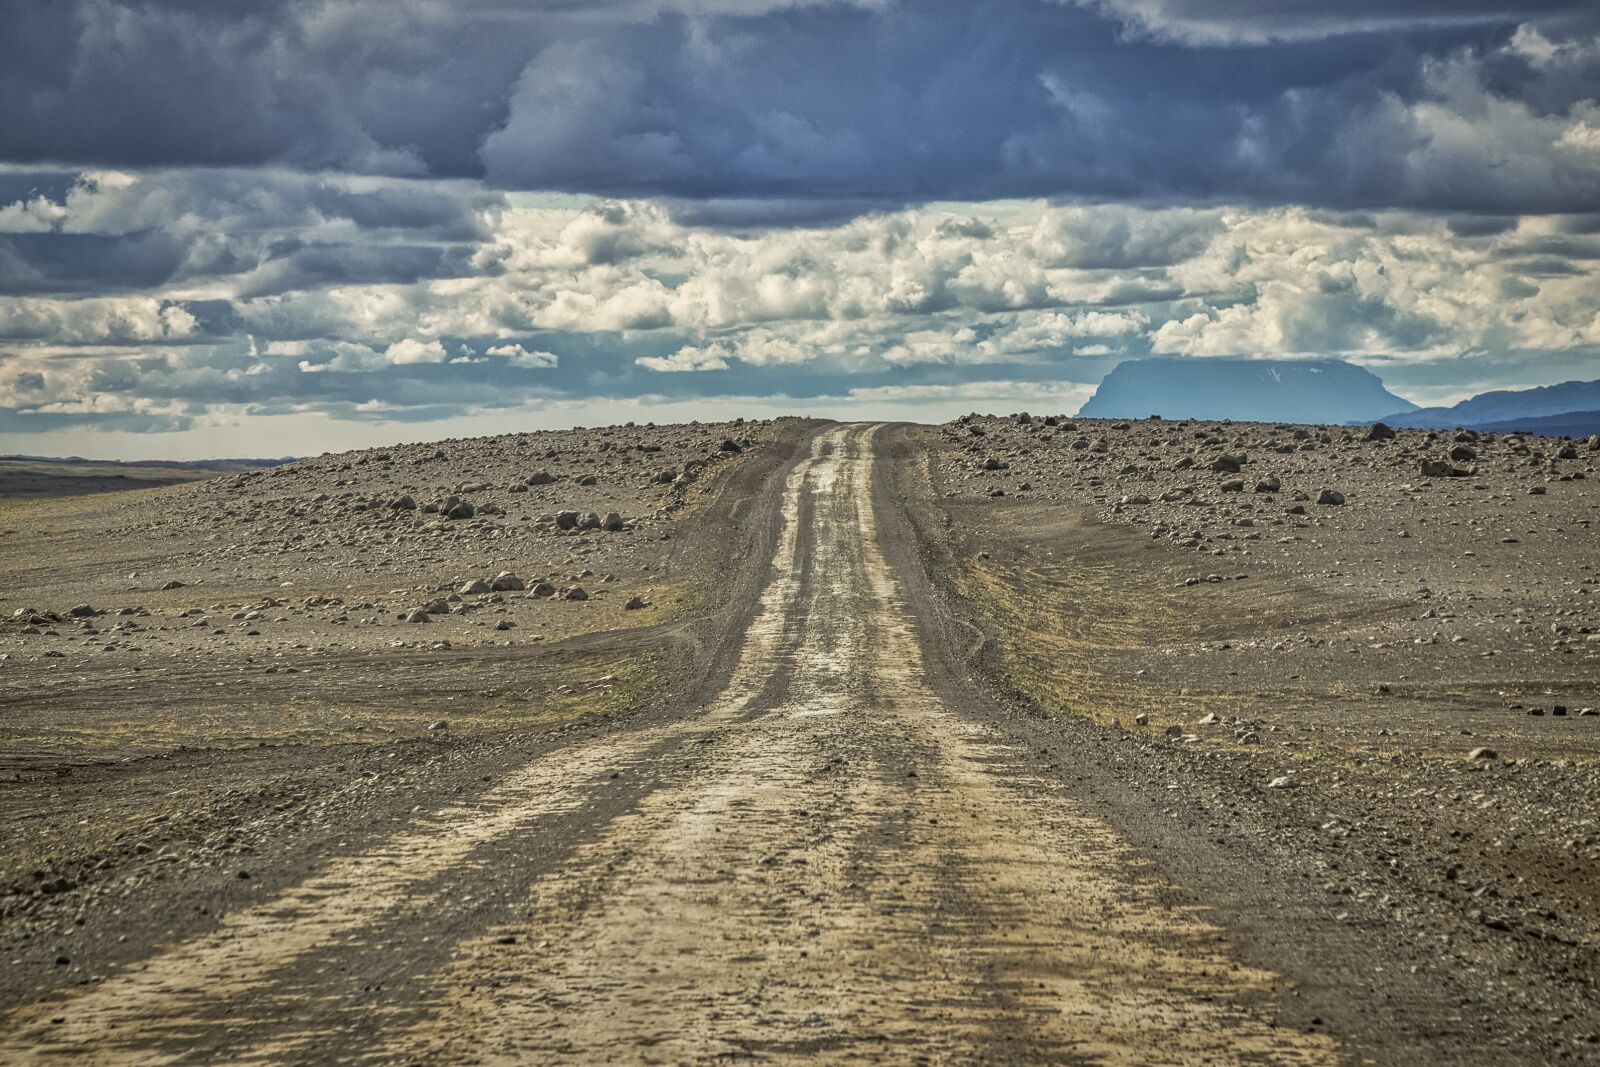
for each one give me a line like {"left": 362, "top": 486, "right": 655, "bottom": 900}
{"left": 0, "top": 232, "right": 186, "bottom": 294}
{"left": 2, "top": 0, "right": 1598, "bottom": 214}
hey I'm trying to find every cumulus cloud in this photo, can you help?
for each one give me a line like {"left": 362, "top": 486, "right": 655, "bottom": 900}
{"left": 0, "top": 296, "right": 198, "bottom": 343}
{"left": 486, "top": 343, "right": 558, "bottom": 368}
{"left": 9, "top": 190, "right": 1600, "bottom": 444}
{"left": 383, "top": 338, "right": 448, "bottom": 364}
{"left": 636, "top": 342, "right": 732, "bottom": 372}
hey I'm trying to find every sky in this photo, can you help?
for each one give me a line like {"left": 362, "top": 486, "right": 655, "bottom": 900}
{"left": 2, "top": 0, "right": 1599, "bottom": 459}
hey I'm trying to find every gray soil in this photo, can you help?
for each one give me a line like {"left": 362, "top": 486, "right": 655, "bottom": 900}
{"left": 0, "top": 416, "right": 1593, "bottom": 1064}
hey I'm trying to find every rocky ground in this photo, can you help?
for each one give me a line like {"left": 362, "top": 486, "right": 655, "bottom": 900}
{"left": 0, "top": 413, "right": 1597, "bottom": 1064}
{"left": 0, "top": 418, "right": 801, "bottom": 963}
{"left": 0, "top": 419, "right": 779, "bottom": 765}
{"left": 911, "top": 414, "right": 1600, "bottom": 1060}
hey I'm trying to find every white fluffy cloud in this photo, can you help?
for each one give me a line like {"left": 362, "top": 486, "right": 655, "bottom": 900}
{"left": 636, "top": 342, "right": 732, "bottom": 372}
{"left": 383, "top": 337, "right": 448, "bottom": 364}
{"left": 7, "top": 186, "right": 1600, "bottom": 440}
{"left": 486, "top": 343, "right": 558, "bottom": 368}
{"left": 0, "top": 296, "right": 197, "bottom": 344}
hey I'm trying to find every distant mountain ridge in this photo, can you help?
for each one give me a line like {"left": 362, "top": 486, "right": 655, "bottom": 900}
{"left": 1466, "top": 411, "right": 1600, "bottom": 437}
{"left": 1076, "top": 357, "right": 1416, "bottom": 423}
{"left": 1381, "top": 379, "right": 1600, "bottom": 434}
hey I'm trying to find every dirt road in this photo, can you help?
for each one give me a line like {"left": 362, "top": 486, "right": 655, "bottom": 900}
{"left": 0, "top": 424, "right": 1350, "bottom": 1064}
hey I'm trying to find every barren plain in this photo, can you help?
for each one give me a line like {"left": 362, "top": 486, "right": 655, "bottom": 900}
{"left": 0, "top": 416, "right": 1595, "bottom": 1064}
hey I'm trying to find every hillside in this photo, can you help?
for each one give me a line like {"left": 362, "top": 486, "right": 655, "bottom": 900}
{"left": 1384, "top": 378, "right": 1600, "bottom": 431}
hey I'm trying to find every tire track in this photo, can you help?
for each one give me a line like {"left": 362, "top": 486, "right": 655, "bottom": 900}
{"left": 0, "top": 430, "right": 838, "bottom": 1064}
{"left": 384, "top": 425, "right": 1343, "bottom": 1065}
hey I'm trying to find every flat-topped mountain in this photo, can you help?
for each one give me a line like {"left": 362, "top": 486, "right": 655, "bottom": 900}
{"left": 1076, "top": 357, "right": 1416, "bottom": 423}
